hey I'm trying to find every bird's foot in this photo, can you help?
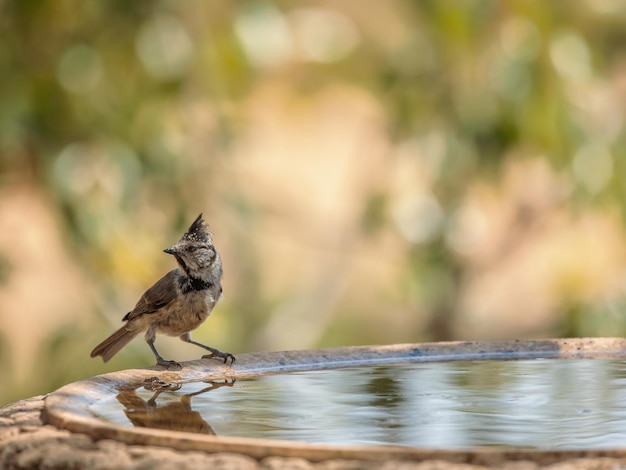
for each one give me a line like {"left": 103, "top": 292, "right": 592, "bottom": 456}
{"left": 156, "top": 358, "right": 182, "bottom": 369}
{"left": 202, "top": 350, "right": 236, "bottom": 365}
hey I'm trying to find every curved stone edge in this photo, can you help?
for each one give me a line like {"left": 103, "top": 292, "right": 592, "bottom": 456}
{"left": 43, "top": 338, "right": 626, "bottom": 465}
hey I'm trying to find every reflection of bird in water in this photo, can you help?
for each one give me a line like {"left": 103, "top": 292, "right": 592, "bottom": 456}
{"left": 116, "top": 378, "right": 234, "bottom": 435}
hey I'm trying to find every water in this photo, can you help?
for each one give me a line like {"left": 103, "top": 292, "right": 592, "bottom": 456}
{"left": 90, "top": 359, "right": 626, "bottom": 449}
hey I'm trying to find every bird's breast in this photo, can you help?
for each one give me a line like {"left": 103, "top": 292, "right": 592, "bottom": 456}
{"left": 154, "top": 287, "right": 219, "bottom": 336}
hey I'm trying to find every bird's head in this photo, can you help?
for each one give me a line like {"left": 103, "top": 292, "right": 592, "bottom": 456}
{"left": 164, "top": 214, "right": 220, "bottom": 277}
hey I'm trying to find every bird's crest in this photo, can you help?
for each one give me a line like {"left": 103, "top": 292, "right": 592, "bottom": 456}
{"left": 179, "top": 213, "right": 212, "bottom": 245}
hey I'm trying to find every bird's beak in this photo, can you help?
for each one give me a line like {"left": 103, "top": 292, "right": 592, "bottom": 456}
{"left": 164, "top": 247, "right": 176, "bottom": 255}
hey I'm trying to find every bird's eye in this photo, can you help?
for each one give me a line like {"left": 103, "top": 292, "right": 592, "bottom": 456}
{"left": 188, "top": 246, "right": 197, "bottom": 252}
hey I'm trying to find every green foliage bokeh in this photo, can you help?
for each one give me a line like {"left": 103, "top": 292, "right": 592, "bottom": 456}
{"left": 1, "top": 0, "right": 626, "bottom": 405}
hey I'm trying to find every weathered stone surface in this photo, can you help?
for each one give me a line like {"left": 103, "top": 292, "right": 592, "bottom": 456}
{"left": 262, "top": 456, "right": 314, "bottom": 470}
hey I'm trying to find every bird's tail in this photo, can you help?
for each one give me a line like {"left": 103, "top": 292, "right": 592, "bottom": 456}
{"left": 90, "top": 325, "right": 139, "bottom": 363}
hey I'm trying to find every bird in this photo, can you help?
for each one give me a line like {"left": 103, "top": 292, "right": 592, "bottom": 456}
{"left": 90, "top": 213, "right": 234, "bottom": 369}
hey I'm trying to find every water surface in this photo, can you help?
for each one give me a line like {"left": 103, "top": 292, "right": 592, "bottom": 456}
{"left": 90, "top": 359, "right": 626, "bottom": 449}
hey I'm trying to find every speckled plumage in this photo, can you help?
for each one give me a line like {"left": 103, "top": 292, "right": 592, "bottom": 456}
{"left": 90, "top": 214, "right": 234, "bottom": 368}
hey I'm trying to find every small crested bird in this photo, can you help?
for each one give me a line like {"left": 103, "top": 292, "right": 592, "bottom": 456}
{"left": 91, "top": 214, "right": 234, "bottom": 368}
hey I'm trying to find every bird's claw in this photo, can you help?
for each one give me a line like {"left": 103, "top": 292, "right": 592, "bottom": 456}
{"left": 202, "top": 351, "right": 236, "bottom": 365}
{"left": 156, "top": 358, "right": 182, "bottom": 369}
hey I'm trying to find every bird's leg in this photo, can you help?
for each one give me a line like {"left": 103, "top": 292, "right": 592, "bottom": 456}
{"left": 146, "top": 328, "right": 181, "bottom": 369}
{"left": 148, "top": 340, "right": 181, "bottom": 369}
{"left": 179, "top": 333, "right": 235, "bottom": 364}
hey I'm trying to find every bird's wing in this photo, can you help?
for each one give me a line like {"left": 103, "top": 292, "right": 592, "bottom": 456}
{"left": 123, "top": 269, "right": 179, "bottom": 321}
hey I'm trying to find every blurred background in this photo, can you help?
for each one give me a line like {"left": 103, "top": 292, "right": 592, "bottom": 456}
{"left": 1, "top": 0, "right": 626, "bottom": 406}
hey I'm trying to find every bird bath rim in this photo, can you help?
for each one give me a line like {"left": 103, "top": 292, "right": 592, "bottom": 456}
{"left": 43, "top": 338, "right": 626, "bottom": 465}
